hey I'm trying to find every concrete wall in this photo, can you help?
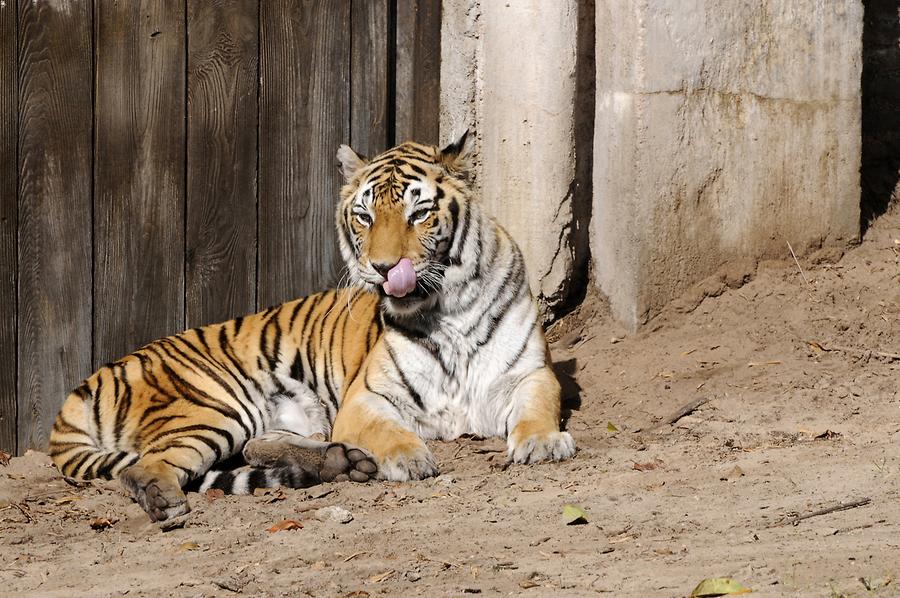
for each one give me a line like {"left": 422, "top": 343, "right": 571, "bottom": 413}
{"left": 593, "top": 1, "right": 863, "bottom": 329}
{"left": 441, "top": 1, "right": 864, "bottom": 329}
{"left": 440, "top": 0, "right": 590, "bottom": 317}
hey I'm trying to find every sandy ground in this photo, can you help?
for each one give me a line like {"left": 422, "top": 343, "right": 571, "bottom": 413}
{"left": 2, "top": 214, "right": 900, "bottom": 598}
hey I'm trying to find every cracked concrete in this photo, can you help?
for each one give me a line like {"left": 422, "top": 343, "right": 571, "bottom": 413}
{"left": 440, "top": 0, "right": 589, "bottom": 319}
{"left": 592, "top": 0, "right": 863, "bottom": 329}
{"left": 441, "top": 1, "right": 863, "bottom": 329}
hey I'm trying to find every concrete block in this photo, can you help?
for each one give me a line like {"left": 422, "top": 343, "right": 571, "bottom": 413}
{"left": 593, "top": 0, "right": 863, "bottom": 329}
{"left": 441, "top": 0, "right": 584, "bottom": 316}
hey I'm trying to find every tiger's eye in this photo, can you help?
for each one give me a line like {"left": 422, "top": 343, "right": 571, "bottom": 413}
{"left": 410, "top": 210, "right": 430, "bottom": 225}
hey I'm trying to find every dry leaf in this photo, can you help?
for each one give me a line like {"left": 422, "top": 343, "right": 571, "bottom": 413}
{"left": 89, "top": 517, "right": 117, "bottom": 531}
{"left": 204, "top": 488, "right": 225, "bottom": 502}
{"left": 606, "top": 422, "right": 619, "bottom": 433}
{"left": 690, "top": 577, "right": 752, "bottom": 597}
{"left": 267, "top": 519, "right": 302, "bottom": 533}
{"left": 562, "top": 504, "right": 589, "bottom": 525}
{"left": 807, "top": 341, "right": 826, "bottom": 353}
{"left": 178, "top": 541, "right": 201, "bottom": 552}
{"left": 0, "top": 451, "right": 10, "bottom": 466}
{"left": 632, "top": 461, "right": 660, "bottom": 472}
{"left": 815, "top": 430, "right": 841, "bottom": 440}
{"left": 519, "top": 580, "right": 540, "bottom": 589}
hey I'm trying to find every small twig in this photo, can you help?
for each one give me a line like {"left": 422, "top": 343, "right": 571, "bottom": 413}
{"left": 12, "top": 503, "right": 33, "bottom": 523}
{"left": 774, "top": 497, "right": 871, "bottom": 527}
{"left": 832, "top": 522, "right": 874, "bottom": 535}
{"left": 816, "top": 342, "right": 900, "bottom": 362}
{"left": 787, "top": 241, "right": 811, "bottom": 287}
{"left": 653, "top": 397, "right": 710, "bottom": 430}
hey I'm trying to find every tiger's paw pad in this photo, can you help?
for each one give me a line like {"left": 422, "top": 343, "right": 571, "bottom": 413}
{"left": 508, "top": 431, "right": 576, "bottom": 464}
{"left": 377, "top": 445, "right": 438, "bottom": 482}
{"left": 321, "top": 444, "right": 378, "bottom": 483}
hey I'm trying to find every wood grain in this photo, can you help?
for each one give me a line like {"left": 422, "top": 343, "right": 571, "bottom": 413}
{"left": 94, "top": 1, "right": 186, "bottom": 365}
{"left": 0, "top": 2, "right": 16, "bottom": 454}
{"left": 186, "top": 0, "right": 259, "bottom": 328}
{"left": 351, "top": 0, "right": 390, "bottom": 157}
{"left": 259, "top": 0, "right": 350, "bottom": 306}
{"left": 17, "top": 0, "right": 93, "bottom": 451}
{"left": 395, "top": 0, "right": 441, "bottom": 145}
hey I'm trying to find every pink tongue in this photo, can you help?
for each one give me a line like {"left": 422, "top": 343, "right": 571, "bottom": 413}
{"left": 382, "top": 258, "right": 417, "bottom": 297}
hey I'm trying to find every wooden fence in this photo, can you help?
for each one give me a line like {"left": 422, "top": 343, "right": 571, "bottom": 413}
{"left": 0, "top": 0, "right": 441, "bottom": 455}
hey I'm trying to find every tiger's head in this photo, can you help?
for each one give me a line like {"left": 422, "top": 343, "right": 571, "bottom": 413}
{"left": 336, "top": 131, "right": 472, "bottom": 317}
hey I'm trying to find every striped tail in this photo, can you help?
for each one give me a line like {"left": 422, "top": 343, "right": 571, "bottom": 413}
{"left": 49, "top": 389, "right": 139, "bottom": 480}
{"left": 192, "top": 464, "right": 321, "bottom": 495}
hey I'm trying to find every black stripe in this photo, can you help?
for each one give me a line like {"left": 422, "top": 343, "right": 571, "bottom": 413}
{"left": 172, "top": 333, "right": 263, "bottom": 436}
{"left": 232, "top": 316, "right": 244, "bottom": 336}
{"left": 53, "top": 412, "right": 84, "bottom": 435}
{"left": 364, "top": 368, "right": 403, "bottom": 412}
{"left": 68, "top": 450, "right": 94, "bottom": 478}
{"left": 384, "top": 340, "right": 424, "bottom": 410}
{"left": 157, "top": 337, "right": 258, "bottom": 435}
{"left": 92, "top": 374, "right": 104, "bottom": 444}
{"left": 113, "top": 364, "right": 133, "bottom": 444}
{"left": 162, "top": 458, "right": 196, "bottom": 479}
{"left": 306, "top": 292, "right": 338, "bottom": 394}
{"left": 450, "top": 199, "right": 471, "bottom": 264}
{"left": 218, "top": 326, "right": 265, "bottom": 395}
{"left": 146, "top": 424, "right": 234, "bottom": 462}
{"left": 146, "top": 440, "right": 206, "bottom": 462}
{"left": 405, "top": 162, "right": 426, "bottom": 177}
{"left": 210, "top": 471, "right": 235, "bottom": 490}
{"left": 248, "top": 467, "right": 268, "bottom": 489}
{"left": 148, "top": 345, "right": 252, "bottom": 443}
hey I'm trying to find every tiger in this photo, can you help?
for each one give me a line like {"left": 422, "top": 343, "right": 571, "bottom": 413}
{"left": 49, "top": 131, "right": 576, "bottom": 524}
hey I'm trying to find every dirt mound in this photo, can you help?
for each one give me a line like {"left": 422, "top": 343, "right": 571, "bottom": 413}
{"left": 3, "top": 215, "right": 899, "bottom": 597}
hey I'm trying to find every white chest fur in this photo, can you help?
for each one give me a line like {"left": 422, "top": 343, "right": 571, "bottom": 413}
{"left": 384, "top": 291, "right": 546, "bottom": 441}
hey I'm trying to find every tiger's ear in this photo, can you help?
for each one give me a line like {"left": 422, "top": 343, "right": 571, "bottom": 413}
{"left": 440, "top": 129, "right": 472, "bottom": 176}
{"left": 337, "top": 144, "right": 368, "bottom": 182}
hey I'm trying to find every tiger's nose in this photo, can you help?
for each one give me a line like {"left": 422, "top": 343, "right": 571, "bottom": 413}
{"left": 372, "top": 261, "right": 397, "bottom": 279}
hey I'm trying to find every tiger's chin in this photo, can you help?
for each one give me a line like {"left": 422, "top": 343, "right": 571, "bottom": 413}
{"left": 380, "top": 289, "right": 439, "bottom": 318}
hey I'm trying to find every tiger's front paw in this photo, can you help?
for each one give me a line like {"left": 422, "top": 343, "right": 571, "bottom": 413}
{"left": 376, "top": 441, "right": 438, "bottom": 481}
{"left": 508, "top": 431, "right": 576, "bottom": 464}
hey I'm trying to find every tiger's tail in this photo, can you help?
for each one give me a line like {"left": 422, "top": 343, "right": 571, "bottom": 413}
{"left": 192, "top": 465, "right": 321, "bottom": 495}
{"left": 49, "top": 388, "right": 139, "bottom": 480}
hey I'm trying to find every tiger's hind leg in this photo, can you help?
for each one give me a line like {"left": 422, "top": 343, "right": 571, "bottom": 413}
{"left": 243, "top": 431, "right": 377, "bottom": 483}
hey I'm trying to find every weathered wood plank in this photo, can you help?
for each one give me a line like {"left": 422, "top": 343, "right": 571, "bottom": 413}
{"left": 259, "top": 0, "right": 350, "bottom": 306}
{"left": 0, "top": 1, "right": 17, "bottom": 454}
{"left": 395, "top": 0, "right": 441, "bottom": 144}
{"left": 186, "top": 0, "right": 259, "bottom": 327}
{"left": 351, "top": 0, "right": 390, "bottom": 156}
{"left": 94, "top": 2, "right": 186, "bottom": 365}
{"left": 17, "top": 0, "right": 93, "bottom": 452}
